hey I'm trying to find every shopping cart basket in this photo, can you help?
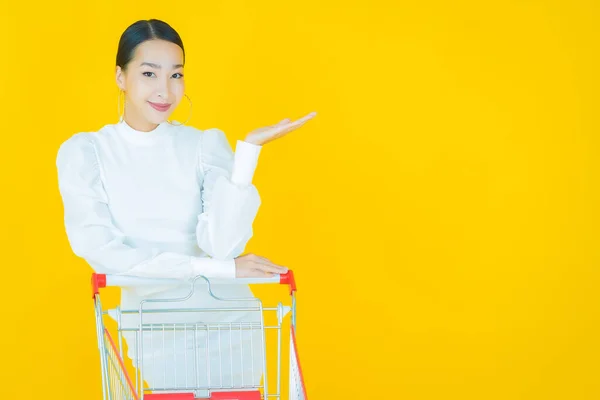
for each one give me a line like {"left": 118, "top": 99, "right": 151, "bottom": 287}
{"left": 91, "top": 271, "right": 307, "bottom": 400}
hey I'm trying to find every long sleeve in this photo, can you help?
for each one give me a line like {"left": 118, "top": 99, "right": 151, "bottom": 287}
{"left": 196, "top": 128, "right": 262, "bottom": 260}
{"left": 56, "top": 133, "right": 236, "bottom": 280}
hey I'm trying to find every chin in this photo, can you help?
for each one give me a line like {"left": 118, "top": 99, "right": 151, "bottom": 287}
{"left": 153, "top": 116, "right": 170, "bottom": 124}
{"left": 145, "top": 112, "right": 171, "bottom": 125}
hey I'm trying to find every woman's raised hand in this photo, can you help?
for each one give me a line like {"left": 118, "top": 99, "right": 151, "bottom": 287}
{"left": 244, "top": 112, "right": 317, "bottom": 146}
{"left": 234, "top": 253, "right": 289, "bottom": 278}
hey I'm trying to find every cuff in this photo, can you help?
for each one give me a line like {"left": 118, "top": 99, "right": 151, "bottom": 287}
{"left": 231, "top": 140, "right": 262, "bottom": 185}
{"left": 191, "top": 257, "right": 237, "bottom": 279}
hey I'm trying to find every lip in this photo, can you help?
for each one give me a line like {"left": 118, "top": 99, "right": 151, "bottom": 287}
{"left": 148, "top": 101, "right": 172, "bottom": 112}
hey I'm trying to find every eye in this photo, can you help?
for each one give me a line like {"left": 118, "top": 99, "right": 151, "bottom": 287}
{"left": 173, "top": 73, "right": 184, "bottom": 79}
{"left": 142, "top": 71, "right": 155, "bottom": 77}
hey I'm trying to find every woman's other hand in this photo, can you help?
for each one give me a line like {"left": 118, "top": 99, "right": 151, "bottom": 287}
{"left": 234, "top": 253, "right": 289, "bottom": 278}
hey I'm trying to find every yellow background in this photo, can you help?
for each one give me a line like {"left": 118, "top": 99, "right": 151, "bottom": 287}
{"left": 1, "top": 0, "right": 599, "bottom": 399}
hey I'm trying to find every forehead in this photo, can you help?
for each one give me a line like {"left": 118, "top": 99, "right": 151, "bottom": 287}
{"left": 132, "top": 39, "right": 184, "bottom": 67}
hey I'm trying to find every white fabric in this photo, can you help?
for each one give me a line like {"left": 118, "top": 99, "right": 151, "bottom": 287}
{"left": 56, "top": 119, "right": 264, "bottom": 392}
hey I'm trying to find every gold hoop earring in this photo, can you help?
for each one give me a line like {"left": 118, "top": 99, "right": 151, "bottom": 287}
{"left": 167, "top": 93, "right": 192, "bottom": 126}
{"left": 117, "top": 89, "right": 125, "bottom": 122}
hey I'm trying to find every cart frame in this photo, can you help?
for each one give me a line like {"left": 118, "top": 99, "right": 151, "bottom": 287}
{"left": 91, "top": 271, "right": 307, "bottom": 400}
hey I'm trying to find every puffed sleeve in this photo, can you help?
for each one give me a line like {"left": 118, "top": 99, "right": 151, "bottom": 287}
{"left": 195, "top": 128, "right": 262, "bottom": 259}
{"left": 56, "top": 133, "right": 236, "bottom": 280}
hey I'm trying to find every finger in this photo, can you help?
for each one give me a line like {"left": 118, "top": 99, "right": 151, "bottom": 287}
{"left": 274, "top": 122, "right": 307, "bottom": 137}
{"left": 254, "top": 256, "right": 288, "bottom": 271}
{"left": 243, "top": 270, "right": 271, "bottom": 278}
{"left": 246, "top": 269, "right": 273, "bottom": 278}
{"left": 296, "top": 112, "right": 317, "bottom": 123}
{"left": 271, "top": 120, "right": 306, "bottom": 136}
{"left": 273, "top": 114, "right": 314, "bottom": 134}
{"left": 257, "top": 261, "right": 288, "bottom": 274}
{"left": 258, "top": 119, "right": 310, "bottom": 143}
{"left": 276, "top": 118, "right": 291, "bottom": 126}
{"left": 274, "top": 112, "right": 315, "bottom": 129}
{"left": 253, "top": 254, "right": 273, "bottom": 264}
{"left": 284, "top": 115, "right": 315, "bottom": 130}
{"left": 257, "top": 263, "right": 288, "bottom": 274}
{"left": 254, "top": 267, "right": 278, "bottom": 277}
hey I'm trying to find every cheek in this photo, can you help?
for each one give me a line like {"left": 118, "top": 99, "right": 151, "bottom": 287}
{"left": 172, "top": 81, "right": 185, "bottom": 97}
{"left": 171, "top": 82, "right": 185, "bottom": 104}
{"left": 128, "top": 80, "right": 153, "bottom": 103}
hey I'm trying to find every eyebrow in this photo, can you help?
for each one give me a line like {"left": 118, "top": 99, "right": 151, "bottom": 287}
{"left": 140, "top": 62, "right": 184, "bottom": 69}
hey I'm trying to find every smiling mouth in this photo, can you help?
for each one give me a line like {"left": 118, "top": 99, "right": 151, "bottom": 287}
{"left": 148, "top": 101, "right": 172, "bottom": 112}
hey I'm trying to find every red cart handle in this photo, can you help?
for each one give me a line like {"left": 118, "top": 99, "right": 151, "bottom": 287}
{"left": 91, "top": 273, "right": 106, "bottom": 297}
{"left": 91, "top": 270, "right": 297, "bottom": 298}
{"left": 279, "top": 270, "right": 297, "bottom": 295}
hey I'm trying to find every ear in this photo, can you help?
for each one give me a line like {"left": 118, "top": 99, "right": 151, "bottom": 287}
{"left": 115, "top": 66, "right": 126, "bottom": 91}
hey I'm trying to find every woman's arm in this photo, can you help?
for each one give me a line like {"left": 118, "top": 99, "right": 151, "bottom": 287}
{"left": 195, "top": 128, "right": 262, "bottom": 260}
{"left": 194, "top": 111, "right": 317, "bottom": 260}
{"left": 56, "top": 133, "right": 236, "bottom": 279}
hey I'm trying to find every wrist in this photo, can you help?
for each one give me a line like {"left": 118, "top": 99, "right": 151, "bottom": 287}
{"left": 191, "top": 257, "right": 236, "bottom": 279}
{"left": 243, "top": 136, "right": 262, "bottom": 146}
{"left": 231, "top": 139, "right": 262, "bottom": 185}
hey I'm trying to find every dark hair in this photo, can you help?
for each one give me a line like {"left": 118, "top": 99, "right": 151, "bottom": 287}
{"left": 116, "top": 19, "right": 185, "bottom": 71}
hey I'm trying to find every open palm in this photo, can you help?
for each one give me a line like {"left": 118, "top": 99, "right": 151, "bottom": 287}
{"left": 245, "top": 112, "right": 317, "bottom": 146}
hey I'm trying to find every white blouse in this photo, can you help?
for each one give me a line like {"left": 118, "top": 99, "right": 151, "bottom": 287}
{"left": 56, "top": 119, "right": 262, "bottom": 283}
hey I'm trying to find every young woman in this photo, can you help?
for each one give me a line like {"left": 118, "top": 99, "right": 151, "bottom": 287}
{"left": 56, "top": 18, "right": 316, "bottom": 395}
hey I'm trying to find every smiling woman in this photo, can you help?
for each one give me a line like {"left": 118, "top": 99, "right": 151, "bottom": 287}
{"left": 55, "top": 18, "right": 316, "bottom": 399}
{"left": 116, "top": 30, "right": 186, "bottom": 129}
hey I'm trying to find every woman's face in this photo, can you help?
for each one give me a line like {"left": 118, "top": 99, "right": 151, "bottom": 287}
{"left": 115, "top": 39, "right": 185, "bottom": 130}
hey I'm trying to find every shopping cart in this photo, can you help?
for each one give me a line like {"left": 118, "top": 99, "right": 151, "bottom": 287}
{"left": 91, "top": 271, "right": 307, "bottom": 400}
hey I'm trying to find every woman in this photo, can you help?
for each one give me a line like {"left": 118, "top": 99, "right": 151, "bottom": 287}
{"left": 56, "top": 19, "right": 316, "bottom": 395}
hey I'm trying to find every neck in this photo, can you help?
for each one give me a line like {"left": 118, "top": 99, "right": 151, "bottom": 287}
{"left": 122, "top": 111, "right": 159, "bottom": 132}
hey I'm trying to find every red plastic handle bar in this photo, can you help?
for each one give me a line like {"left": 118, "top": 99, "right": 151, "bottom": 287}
{"left": 92, "top": 270, "right": 297, "bottom": 298}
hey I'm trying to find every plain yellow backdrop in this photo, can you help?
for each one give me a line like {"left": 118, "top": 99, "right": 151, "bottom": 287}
{"left": 1, "top": 0, "right": 599, "bottom": 399}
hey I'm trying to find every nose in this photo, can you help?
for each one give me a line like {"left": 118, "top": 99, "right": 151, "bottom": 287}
{"left": 156, "top": 77, "right": 170, "bottom": 100}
